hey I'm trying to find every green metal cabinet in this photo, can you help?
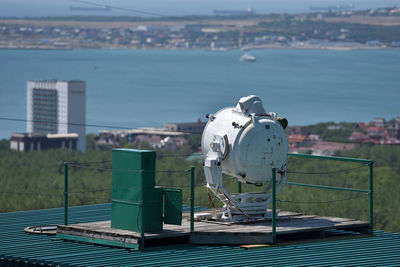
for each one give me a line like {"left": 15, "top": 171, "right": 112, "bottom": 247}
{"left": 111, "top": 149, "right": 163, "bottom": 233}
{"left": 164, "top": 188, "right": 182, "bottom": 225}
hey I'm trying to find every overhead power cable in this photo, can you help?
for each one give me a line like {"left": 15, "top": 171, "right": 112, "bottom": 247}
{"left": 67, "top": 163, "right": 190, "bottom": 173}
{"left": 0, "top": 116, "right": 203, "bottom": 134}
{"left": 70, "top": 0, "right": 167, "bottom": 17}
{"left": 279, "top": 194, "right": 368, "bottom": 205}
{"left": 0, "top": 116, "right": 132, "bottom": 130}
{"left": 69, "top": 0, "right": 209, "bottom": 23}
{"left": 68, "top": 0, "right": 252, "bottom": 28}
{"left": 69, "top": 188, "right": 111, "bottom": 194}
{"left": 66, "top": 160, "right": 112, "bottom": 165}
{"left": 287, "top": 163, "right": 368, "bottom": 175}
{"left": 0, "top": 191, "right": 62, "bottom": 196}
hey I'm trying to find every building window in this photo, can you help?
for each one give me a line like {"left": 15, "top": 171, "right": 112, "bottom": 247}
{"left": 32, "top": 88, "right": 58, "bottom": 133}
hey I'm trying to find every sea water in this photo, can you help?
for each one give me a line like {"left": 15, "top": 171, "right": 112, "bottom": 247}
{"left": 1, "top": 0, "right": 399, "bottom": 17}
{"left": 0, "top": 48, "right": 399, "bottom": 138}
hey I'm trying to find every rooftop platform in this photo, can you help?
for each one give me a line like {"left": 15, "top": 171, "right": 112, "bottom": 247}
{"left": 1, "top": 204, "right": 400, "bottom": 267}
{"left": 57, "top": 210, "right": 370, "bottom": 248}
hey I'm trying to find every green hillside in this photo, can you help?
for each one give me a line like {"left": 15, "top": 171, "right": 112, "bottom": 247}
{"left": 0, "top": 139, "right": 399, "bottom": 232}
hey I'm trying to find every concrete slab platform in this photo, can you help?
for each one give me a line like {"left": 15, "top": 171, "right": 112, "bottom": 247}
{"left": 56, "top": 210, "right": 370, "bottom": 249}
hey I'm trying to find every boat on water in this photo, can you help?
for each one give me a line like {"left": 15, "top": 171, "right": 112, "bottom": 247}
{"left": 69, "top": 5, "right": 111, "bottom": 11}
{"left": 239, "top": 53, "right": 256, "bottom": 62}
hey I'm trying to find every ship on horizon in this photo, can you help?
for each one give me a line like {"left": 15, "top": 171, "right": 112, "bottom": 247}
{"left": 214, "top": 7, "right": 255, "bottom": 16}
{"left": 69, "top": 5, "right": 111, "bottom": 12}
{"left": 309, "top": 4, "right": 355, "bottom": 11}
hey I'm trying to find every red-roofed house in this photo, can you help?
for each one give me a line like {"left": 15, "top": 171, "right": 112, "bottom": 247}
{"left": 348, "top": 132, "right": 368, "bottom": 143}
{"left": 288, "top": 134, "right": 308, "bottom": 152}
{"left": 366, "top": 127, "right": 386, "bottom": 142}
{"left": 311, "top": 141, "right": 355, "bottom": 156}
{"left": 357, "top": 122, "right": 367, "bottom": 129}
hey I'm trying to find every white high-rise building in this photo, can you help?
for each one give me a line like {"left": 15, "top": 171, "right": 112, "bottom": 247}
{"left": 27, "top": 80, "right": 86, "bottom": 152}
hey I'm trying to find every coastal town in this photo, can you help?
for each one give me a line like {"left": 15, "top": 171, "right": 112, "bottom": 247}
{"left": 286, "top": 117, "right": 400, "bottom": 156}
{"left": 9, "top": 110, "right": 400, "bottom": 156}
{"left": 83, "top": 117, "right": 400, "bottom": 157}
{"left": 1, "top": 6, "right": 400, "bottom": 50}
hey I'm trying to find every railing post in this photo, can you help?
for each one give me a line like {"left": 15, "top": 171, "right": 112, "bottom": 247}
{"left": 272, "top": 168, "right": 277, "bottom": 244}
{"left": 190, "top": 167, "right": 195, "bottom": 233}
{"left": 237, "top": 181, "right": 242, "bottom": 193}
{"left": 140, "top": 170, "right": 145, "bottom": 250}
{"left": 369, "top": 161, "right": 374, "bottom": 234}
{"left": 64, "top": 162, "right": 68, "bottom": 225}
{"left": 140, "top": 200, "right": 145, "bottom": 250}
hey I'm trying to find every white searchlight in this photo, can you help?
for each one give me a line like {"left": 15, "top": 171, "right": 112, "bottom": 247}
{"left": 201, "top": 95, "right": 289, "bottom": 221}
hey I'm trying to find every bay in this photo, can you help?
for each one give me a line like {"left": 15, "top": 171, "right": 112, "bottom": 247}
{"left": 0, "top": 48, "right": 399, "bottom": 139}
{"left": 1, "top": 0, "right": 399, "bottom": 17}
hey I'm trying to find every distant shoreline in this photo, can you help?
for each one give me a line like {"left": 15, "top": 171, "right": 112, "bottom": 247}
{"left": 2, "top": 10, "right": 400, "bottom": 51}
{"left": 0, "top": 45, "right": 396, "bottom": 51}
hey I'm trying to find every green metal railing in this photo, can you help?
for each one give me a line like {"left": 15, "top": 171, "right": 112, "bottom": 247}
{"left": 189, "top": 167, "right": 195, "bottom": 233}
{"left": 63, "top": 152, "right": 373, "bottom": 247}
{"left": 64, "top": 162, "right": 68, "bottom": 225}
{"left": 270, "top": 153, "right": 374, "bottom": 244}
{"left": 272, "top": 168, "right": 277, "bottom": 244}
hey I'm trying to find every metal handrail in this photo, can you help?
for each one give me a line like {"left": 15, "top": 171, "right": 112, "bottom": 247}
{"left": 271, "top": 153, "right": 374, "bottom": 244}
{"left": 278, "top": 153, "right": 373, "bottom": 235}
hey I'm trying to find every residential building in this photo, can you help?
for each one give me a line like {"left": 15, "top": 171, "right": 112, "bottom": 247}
{"left": 184, "top": 24, "right": 203, "bottom": 33}
{"left": 287, "top": 134, "right": 308, "bottom": 152}
{"left": 310, "top": 141, "right": 355, "bottom": 156}
{"left": 154, "top": 136, "right": 188, "bottom": 152}
{"left": 348, "top": 132, "right": 369, "bottom": 143}
{"left": 387, "top": 123, "right": 400, "bottom": 139}
{"left": 366, "top": 127, "right": 386, "bottom": 142}
{"left": 163, "top": 119, "right": 207, "bottom": 134}
{"left": 357, "top": 122, "right": 367, "bottom": 129}
{"left": 10, "top": 133, "right": 78, "bottom": 151}
{"left": 372, "top": 118, "right": 385, "bottom": 127}
{"left": 286, "top": 126, "right": 310, "bottom": 136}
{"left": 366, "top": 40, "right": 383, "bottom": 47}
{"left": 211, "top": 41, "right": 238, "bottom": 49}
{"left": 97, "top": 127, "right": 186, "bottom": 150}
{"left": 327, "top": 125, "right": 343, "bottom": 130}
{"left": 27, "top": 80, "right": 86, "bottom": 152}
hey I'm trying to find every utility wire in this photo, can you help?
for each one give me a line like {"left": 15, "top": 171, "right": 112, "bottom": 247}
{"left": 70, "top": 195, "right": 110, "bottom": 201}
{"left": 157, "top": 184, "right": 203, "bottom": 188}
{"left": 0, "top": 116, "right": 133, "bottom": 130}
{"left": 287, "top": 163, "right": 368, "bottom": 175}
{"left": 0, "top": 191, "right": 62, "bottom": 196}
{"left": 0, "top": 190, "right": 109, "bottom": 195}
{"left": 279, "top": 194, "right": 368, "bottom": 205}
{"left": 67, "top": 163, "right": 189, "bottom": 173}
{"left": 0, "top": 116, "right": 203, "bottom": 134}
{"left": 158, "top": 153, "right": 201, "bottom": 157}
{"left": 68, "top": 0, "right": 256, "bottom": 30}
{"left": 69, "top": 188, "right": 111, "bottom": 194}
{"left": 70, "top": 0, "right": 173, "bottom": 18}
{"left": 69, "top": 0, "right": 217, "bottom": 23}
{"left": 67, "top": 160, "right": 112, "bottom": 165}
{"left": 64, "top": 154, "right": 199, "bottom": 166}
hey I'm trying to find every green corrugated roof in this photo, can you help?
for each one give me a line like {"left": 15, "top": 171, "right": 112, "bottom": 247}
{"left": 1, "top": 204, "right": 400, "bottom": 266}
